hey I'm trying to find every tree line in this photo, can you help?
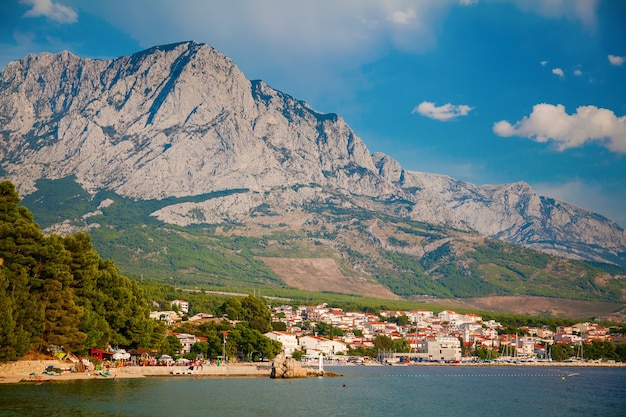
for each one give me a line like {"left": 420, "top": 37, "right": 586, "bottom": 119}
{"left": 0, "top": 181, "right": 158, "bottom": 361}
{"left": 0, "top": 180, "right": 284, "bottom": 363}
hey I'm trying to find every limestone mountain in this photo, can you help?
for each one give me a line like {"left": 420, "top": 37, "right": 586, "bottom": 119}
{"left": 1, "top": 41, "right": 625, "bottom": 310}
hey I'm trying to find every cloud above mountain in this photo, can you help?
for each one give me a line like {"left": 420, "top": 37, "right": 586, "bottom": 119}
{"left": 493, "top": 104, "right": 626, "bottom": 153}
{"left": 20, "top": 0, "right": 77, "bottom": 23}
{"left": 413, "top": 101, "right": 473, "bottom": 121}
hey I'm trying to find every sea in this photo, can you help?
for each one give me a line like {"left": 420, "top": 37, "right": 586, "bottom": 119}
{"left": 1, "top": 365, "right": 625, "bottom": 417}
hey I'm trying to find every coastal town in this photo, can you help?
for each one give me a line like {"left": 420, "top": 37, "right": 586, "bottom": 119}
{"left": 1, "top": 298, "right": 623, "bottom": 384}
{"left": 153, "top": 300, "right": 624, "bottom": 364}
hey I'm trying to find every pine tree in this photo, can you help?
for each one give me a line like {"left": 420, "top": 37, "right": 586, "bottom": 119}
{"left": 0, "top": 181, "right": 45, "bottom": 356}
{"left": 97, "top": 259, "right": 153, "bottom": 348}
{"left": 64, "top": 233, "right": 112, "bottom": 349}
{"left": 0, "top": 181, "right": 155, "bottom": 360}
{"left": 38, "top": 234, "right": 86, "bottom": 352}
{"left": 0, "top": 268, "right": 18, "bottom": 361}
{"left": 241, "top": 295, "right": 272, "bottom": 333}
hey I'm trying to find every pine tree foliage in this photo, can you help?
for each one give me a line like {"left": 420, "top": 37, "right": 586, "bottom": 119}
{"left": 0, "top": 181, "right": 155, "bottom": 361}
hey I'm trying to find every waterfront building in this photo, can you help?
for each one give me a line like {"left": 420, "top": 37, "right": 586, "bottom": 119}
{"left": 264, "top": 331, "right": 299, "bottom": 357}
{"left": 299, "top": 335, "right": 348, "bottom": 355}
{"left": 426, "top": 337, "right": 462, "bottom": 362}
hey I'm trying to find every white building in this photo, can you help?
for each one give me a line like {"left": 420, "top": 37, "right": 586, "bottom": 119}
{"left": 299, "top": 336, "right": 347, "bottom": 356}
{"left": 438, "top": 310, "right": 463, "bottom": 323}
{"left": 176, "top": 333, "right": 198, "bottom": 354}
{"left": 150, "top": 310, "right": 180, "bottom": 325}
{"left": 407, "top": 310, "right": 434, "bottom": 323}
{"left": 478, "top": 327, "right": 499, "bottom": 339}
{"left": 264, "top": 331, "right": 299, "bottom": 357}
{"left": 364, "top": 321, "right": 387, "bottom": 333}
{"left": 518, "top": 339, "right": 537, "bottom": 358}
{"left": 426, "top": 337, "right": 461, "bottom": 362}
{"left": 171, "top": 300, "right": 189, "bottom": 314}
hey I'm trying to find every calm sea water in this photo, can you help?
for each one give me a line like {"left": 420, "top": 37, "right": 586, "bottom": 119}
{"left": 1, "top": 365, "right": 625, "bottom": 417}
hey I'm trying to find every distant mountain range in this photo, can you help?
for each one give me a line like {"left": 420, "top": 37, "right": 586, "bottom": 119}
{"left": 1, "top": 41, "right": 625, "bottom": 308}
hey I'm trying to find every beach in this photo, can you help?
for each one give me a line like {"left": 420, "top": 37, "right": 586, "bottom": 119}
{"left": 0, "top": 360, "right": 271, "bottom": 383}
{"left": 1, "top": 358, "right": 624, "bottom": 384}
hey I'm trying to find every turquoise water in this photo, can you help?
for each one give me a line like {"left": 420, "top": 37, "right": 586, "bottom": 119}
{"left": 1, "top": 366, "right": 625, "bottom": 416}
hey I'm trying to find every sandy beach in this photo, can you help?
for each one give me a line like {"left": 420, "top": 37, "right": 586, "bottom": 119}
{"left": 1, "top": 359, "right": 623, "bottom": 384}
{"left": 0, "top": 360, "right": 271, "bottom": 384}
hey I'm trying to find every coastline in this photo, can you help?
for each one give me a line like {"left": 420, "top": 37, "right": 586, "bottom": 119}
{"left": 0, "top": 360, "right": 272, "bottom": 384}
{"left": 1, "top": 359, "right": 623, "bottom": 384}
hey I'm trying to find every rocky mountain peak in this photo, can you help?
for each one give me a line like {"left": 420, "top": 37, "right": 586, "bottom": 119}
{"left": 1, "top": 42, "right": 625, "bottom": 266}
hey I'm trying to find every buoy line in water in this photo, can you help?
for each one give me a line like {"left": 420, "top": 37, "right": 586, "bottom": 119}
{"left": 377, "top": 373, "right": 578, "bottom": 378}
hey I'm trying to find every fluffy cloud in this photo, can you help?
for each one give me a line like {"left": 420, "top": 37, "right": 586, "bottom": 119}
{"left": 573, "top": 69, "right": 583, "bottom": 76}
{"left": 552, "top": 68, "right": 564, "bottom": 77}
{"left": 608, "top": 55, "right": 625, "bottom": 66}
{"left": 493, "top": 104, "right": 626, "bottom": 153}
{"left": 413, "top": 101, "right": 473, "bottom": 121}
{"left": 20, "top": 0, "right": 77, "bottom": 24}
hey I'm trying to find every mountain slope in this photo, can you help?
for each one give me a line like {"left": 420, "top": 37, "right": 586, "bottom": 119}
{"left": 1, "top": 38, "right": 625, "bottom": 301}
{"left": 374, "top": 156, "right": 626, "bottom": 266}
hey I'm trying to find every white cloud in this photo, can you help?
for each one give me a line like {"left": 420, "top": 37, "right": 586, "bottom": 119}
{"left": 70, "top": 1, "right": 455, "bottom": 107}
{"left": 25, "top": 0, "right": 598, "bottom": 108}
{"left": 573, "top": 69, "right": 582, "bottom": 76}
{"left": 388, "top": 9, "right": 416, "bottom": 25}
{"left": 608, "top": 54, "right": 625, "bottom": 66}
{"left": 493, "top": 103, "right": 626, "bottom": 153}
{"left": 552, "top": 68, "right": 564, "bottom": 77}
{"left": 540, "top": 60, "right": 548, "bottom": 66}
{"left": 82, "top": 1, "right": 454, "bottom": 58}
{"left": 413, "top": 101, "right": 473, "bottom": 121}
{"left": 508, "top": 0, "right": 599, "bottom": 29}
{"left": 458, "top": 0, "right": 478, "bottom": 5}
{"left": 20, "top": 0, "right": 77, "bottom": 24}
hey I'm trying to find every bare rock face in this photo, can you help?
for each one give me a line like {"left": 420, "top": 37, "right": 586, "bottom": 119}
{"left": 270, "top": 353, "right": 309, "bottom": 379}
{"left": 1, "top": 41, "right": 625, "bottom": 265}
{"left": 374, "top": 154, "right": 626, "bottom": 265}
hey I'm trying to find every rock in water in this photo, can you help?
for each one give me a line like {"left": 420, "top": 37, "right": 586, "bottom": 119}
{"left": 270, "top": 353, "right": 309, "bottom": 379}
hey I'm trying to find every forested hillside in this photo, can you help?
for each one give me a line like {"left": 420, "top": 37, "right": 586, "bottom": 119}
{"left": 0, "top": 181, "right": 158, "bottom": 361}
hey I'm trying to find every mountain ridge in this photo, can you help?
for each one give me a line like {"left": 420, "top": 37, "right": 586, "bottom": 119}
{"left": 1, "top": 40, "right": 625, "bottom": 270}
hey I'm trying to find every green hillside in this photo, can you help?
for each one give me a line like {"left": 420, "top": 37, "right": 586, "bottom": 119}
{"left": 22, "top": 177, "right": 626, "bottom": 304}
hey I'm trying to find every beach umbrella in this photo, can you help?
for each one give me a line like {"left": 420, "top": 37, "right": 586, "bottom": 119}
{"left": 112, "top": 350, "right": 131, "bottom": 360}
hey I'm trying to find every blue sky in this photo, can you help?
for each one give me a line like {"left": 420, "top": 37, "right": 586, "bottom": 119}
{"left": 1, "top": 0, "right": 625, "bottom": 226}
